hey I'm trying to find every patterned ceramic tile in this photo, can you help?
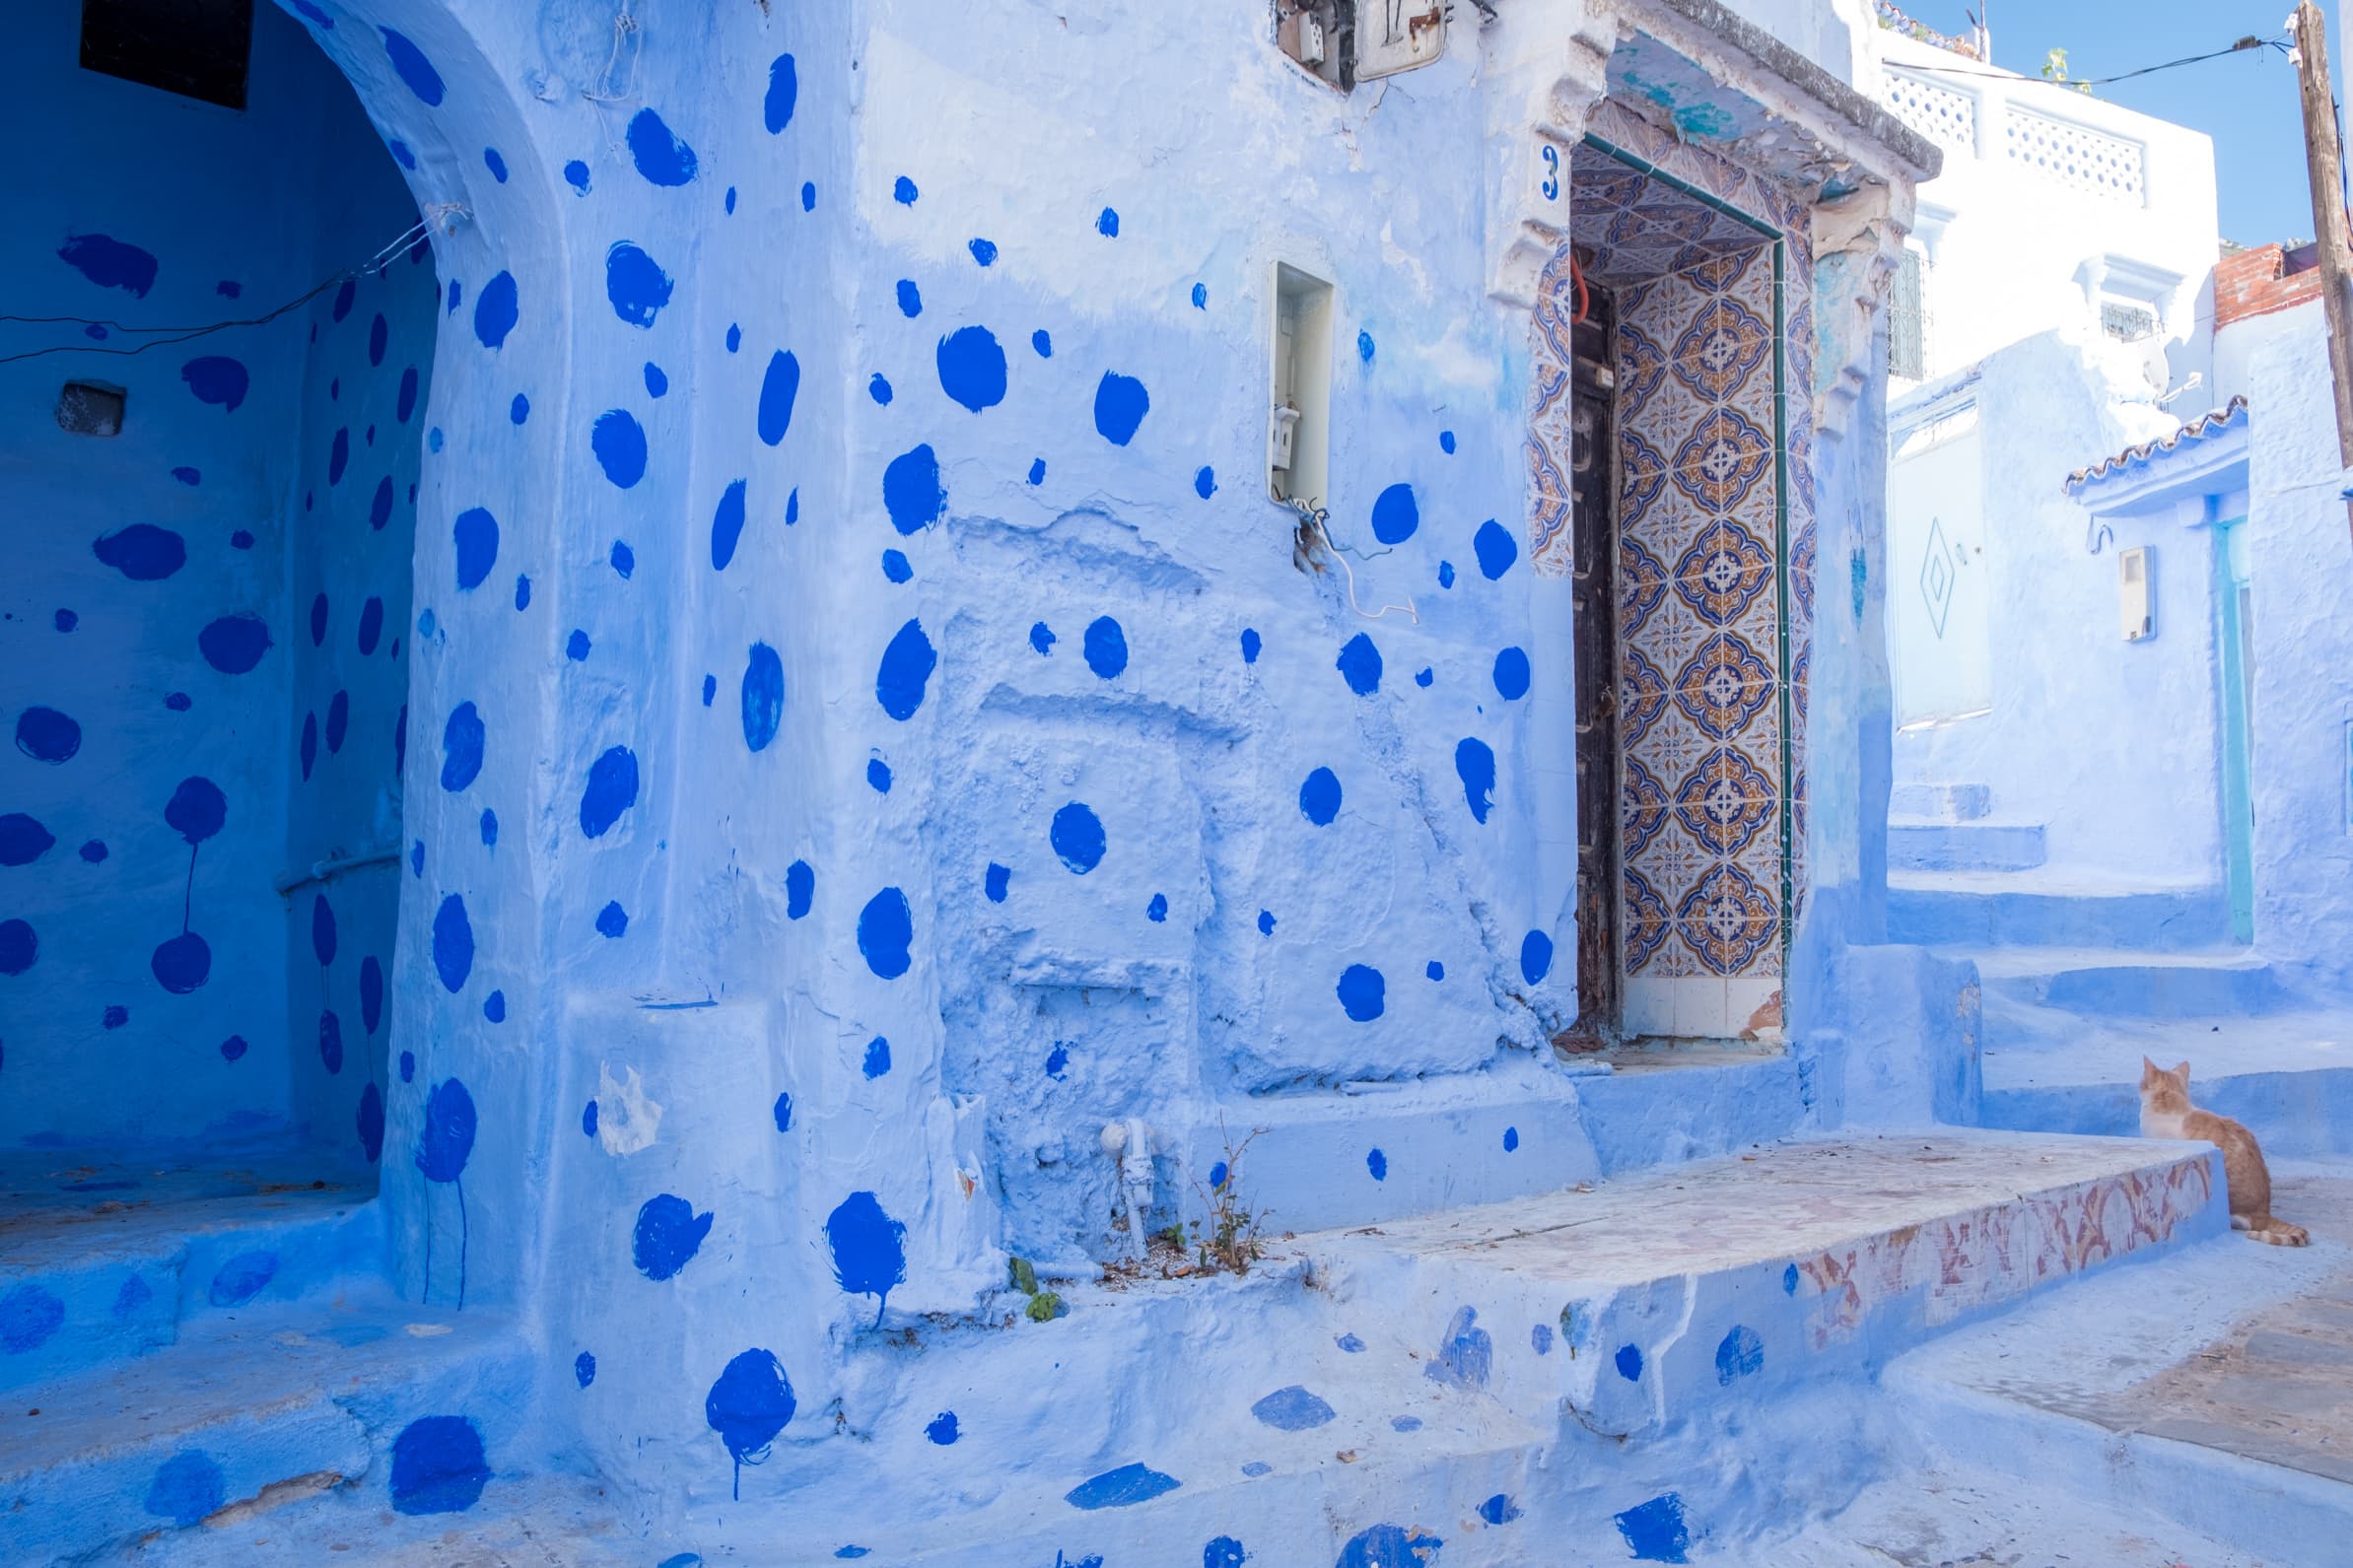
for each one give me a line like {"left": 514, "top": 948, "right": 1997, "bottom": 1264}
{"left": 1672, "top": 516, "right": 1773, "bottom": 627}
{"left": 1673, "top": 746, "right": 1776, "bottom": 857}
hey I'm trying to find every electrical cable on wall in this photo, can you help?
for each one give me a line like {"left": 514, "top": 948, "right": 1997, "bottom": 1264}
{"left": 1291, "top": 500, "right": 1420, "bottom": 624}
{"left": 0, "top": 219, "right": 435, "bottom": 369}
{"left": 1902, "top": 34, "right": 2288, "bottom": 89}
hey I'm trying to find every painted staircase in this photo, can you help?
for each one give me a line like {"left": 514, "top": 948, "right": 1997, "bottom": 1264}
{"left": 71, "top": 1130, "right": 2231, "bottom": 1567}
{"left": 0, "top": 1151, "right": 526, "bottom": 1564}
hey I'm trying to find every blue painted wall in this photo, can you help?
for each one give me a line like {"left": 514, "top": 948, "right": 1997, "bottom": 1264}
{"left": 0, "top": 1, "right": 425, "bottom": 1156}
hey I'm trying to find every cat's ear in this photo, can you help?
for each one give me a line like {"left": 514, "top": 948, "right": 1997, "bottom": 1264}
{"left": 2141, "top": 1056, "right": 2159, "bottom": 1083}
{"left": 2175, "top": 1060, "right": 2191, "bottom": 1081}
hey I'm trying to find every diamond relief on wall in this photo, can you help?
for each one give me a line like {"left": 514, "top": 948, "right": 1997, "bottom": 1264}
{"left": 1673, "top": 517, "right": 1772, "bottom": 627}
{"left": 1673, "top": 746, "right": 1775, "bottom": 857}
{"left": 1672, "top": 630, "right": 1774, "bottom": 740}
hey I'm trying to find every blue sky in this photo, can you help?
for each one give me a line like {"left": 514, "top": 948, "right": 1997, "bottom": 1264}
{"left": 1888, "top": 1, "right": 2322, "bottom": 243}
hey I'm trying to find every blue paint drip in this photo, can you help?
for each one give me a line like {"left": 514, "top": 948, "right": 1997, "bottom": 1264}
{"left": 634, "top": 1194, "right": 715, "bottom": 1280}
{"left": 825, "top": 1192, "right": 908, "bottom": 1323}
{"left": 706, "top": 1349, "right": 796, "bottom": 1499}
{"left": 1455, "top": 738, "right": 1496, "bottom": 823}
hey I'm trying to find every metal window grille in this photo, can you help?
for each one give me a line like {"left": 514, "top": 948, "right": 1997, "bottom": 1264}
{"left": 2100, "top": 300, "right": 2159, "bottom": 343}
{"left": 1889, "top": 249, "right": 1927, "bottom": 380}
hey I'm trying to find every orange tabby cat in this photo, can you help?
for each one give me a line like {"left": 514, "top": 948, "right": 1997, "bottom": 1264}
{"left": 2139, "top": 1057, "right": 2309, "bottom": 1247}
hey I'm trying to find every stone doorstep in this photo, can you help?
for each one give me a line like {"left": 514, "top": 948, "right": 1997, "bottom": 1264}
{"left": 0, "top": 1287, "right": 531, "bottom": 1567}
{"left": 1294, "top": 1131, "right": 2227, "bottom": 1438}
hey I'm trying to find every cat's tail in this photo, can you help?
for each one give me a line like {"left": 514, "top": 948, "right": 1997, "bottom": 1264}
{"left": 2234, "top": 1213, "right": 2312, "bottom": 1247}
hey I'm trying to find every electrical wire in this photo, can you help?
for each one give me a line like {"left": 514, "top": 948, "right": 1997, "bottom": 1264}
{"left": 1901, "top": 34, "right": 2287, "bottom": 89}
{"left": 0, "top": 220, "right": 431, "bottom": 369}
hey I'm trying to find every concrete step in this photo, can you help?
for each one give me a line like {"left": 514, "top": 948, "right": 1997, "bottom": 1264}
{"left": 1890, "top": 783, "right": 1992, "bottom": 822}
{"left": 0, "top": 1284, "right": 531, "bottom": 1566}
{"left": 1887, "top": 869, "right": 2228, "bottom": 951}
{"left": 1965, "top": 946, "right": 2294, "bottom": 1018}
{"left": 0, "top": 1152, "right": 384, "bottom": 1396}
{"left": 1881, "top": 1164, "right": 2353, "bottom": 1567}
{"left": 1978, "top": 1008, "right": 2353, "bottom": 1155}
{"left": 1888, "top": 818, "right": 2046, "bottom": 872}
{"left": 1295, "top": 1131, "right": 2224, "bottom": 1443}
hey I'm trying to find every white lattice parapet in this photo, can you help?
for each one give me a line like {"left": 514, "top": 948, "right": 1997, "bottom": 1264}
{"left": 1883, "top": 69, "right": 1975, "bottom": 152}
{"left": 2002, "top": 104, "right": 2146, "bottom": 203}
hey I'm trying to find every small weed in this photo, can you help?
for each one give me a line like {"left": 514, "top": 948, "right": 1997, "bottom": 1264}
{"left": 1006, "top": 1255, "right": 1066, "bottom": 1323}
{"left": 1185, "top": 1125, "right": 1272, "bottom": 1275}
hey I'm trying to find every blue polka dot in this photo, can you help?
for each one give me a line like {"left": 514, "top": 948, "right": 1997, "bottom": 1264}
{"left": 857, "top": 888, "right": 914, "bottom": 979}
{"left": 1194, "top": 466, "right": 1216, "bottom": 499}
{"left": 927, "top": 1410, "right": 960, "bottom": 1445}
{"left": 479, "top": 809, "right": 498, "bottom": 847}
{"left": 576, "top": 1352, "right": 597, "bottom": 1387}
{"left": 1050, "top": 802, "right": 1106, "bottom": 874}
{"left": 882, "top": 549, "right": 912, "bottom": 582}
{"left": 875, "top": 620, "right": 936, "bottom": 719}
{"left": 626, "top": 107, "right": 699, "bottom": 186}
{"left": 1370, "top": 483, "right": 1419, "bottom": 544}
{"left": 1027, "top": 458, "right": 1046, "bottom": 485}
{"left": 484, "top": 147, "right": 508, "bottom": 182}
{"left": 79, "top": 839, "right": 106, "bottom": 863}
{"left": 1093, "top": 373, "right": 1149, "bottom": 445}
{"left": 1456, "top": 738, "right": 1496, "bottom": 824}
{"left": 565, "top": 162, "right": 591, "bottom": 192}
{"left": 592, "top": 410, "right": 648, "bottom": 488}
{"left": 893, "top": 176, "right": 919, "bottom": 205}
{"left": 711, "top": 479, "right": 749, "bottom": 571}
{"left": 198, "top": 615, "right": 272, "bottom": 674}
{"left": 510, "top": 393, "right": 529, "bottom": 426}
{"left": 1081, "top": 616, "right": 1128, "bottom": 678}
{"left": 1520, "top": 930, "right": 1554, "bottom": 986}
{"left": 454, "top": 508, "right": 499, "bottom": 589}
{"left": 1299, "top": 768, "right": 1342, "bottom": 826}
{"left": 580, "top": 746, "right": 641, "bottom": 839}
{"left": 1503, "top": 1126, "right": 1521, "bottom": 1152}
{"left": 863, "top": 1037, "right": 890, "bottom": 1077}
{"left": 1438, "top": 561, "right": 1456, "bottom": 589}
{"left": 895, "top": 280, "right": 922, "bottom": 317}
{"left": 968, "top": 238, "right": 998, "bottom": 266}
{"left": 1617, "top": 1344, "right": 1644, "bottom": 1381}
{"left": 1338, "top": 964, "right": 1385, "bottom": 1022}
{"left": 1414, "top": 667, "right": 1433, "bottom": 689}
{"left": 1192, "top": 283, "right": 1209, "bottom": 309}
{"left": 379, "top": 28, "right": 446, "bottom": 104}
{"left": 1336, "top": 633, "right": 1381, "bottom": 695}
{"left": 759, "top": 351, "right": 801, "bottom": 444}
{"left": 701, "top": 675, "right": 716, "bottom": 706}
{"left": 596, "top": 902, "right": 629, "bottom": 938}
{"left": 866, "top": 758, "right": 892, "bottom": 794}
{"left": 985, "top": 863, "right": 1010, "bottom": 902}
{"left": 1440, "top": 430, "right": 1457, "bottom": 453}
{"left": 1031, "top": 330, "right": 1052, "bottom": 358}
{"left": 1366, "top": 1147, "right": 1388, "bottom": 1180}
{"left": 786, "top": 860, "right": 814, "bottom": 919}
{"left": 727, "top": 324, "right": 741, "bottom": 353}
{"left": 53, "top": 609, "right": 74, "bottom": 633}
{"left": 473, "top": 272, "right": 519, "bottom": 350}
{"left": 1474, "top": 518, "right": 1517, "bottom": 579}
{"left": 1146, "top": 893, "right": 1168, "bottom": 922}
{"left": 1357, "top": 329, "right": 1376, "bottom": 363}
{"left": 1258, "top": 910, "right": 1276, "bottom": 935}
{"left": 568, "top": 630, "right": 591, "bottom": 660}
{"left": 1426, "top": 960, "right": 1443, "bottom": 981}
{"left": 882, "top": 445, "right": 943, "bottom": 534}
{"left": 801, "top": 181, "right": 816, "bottom": 210}
{"left": 765, "top": 52, "right": 798, "bottom": 131}
{"left": 1493, "top": 647, "right": 1531, "bottom": 700}
{"left": 645, "top": 363, "right": 668, "bottom": 397}
{"left": 1240, "top": 628, "right": 1262, "bottom": 664}
{"left": 773, "top": 1093, "right": 794, "bottom": 1132}
{"left": 868, "top": 374, "right": 893, "bottom": 405}
{"left": 432, "top": 895, "right": 473, "bottom": 992}
{"left": 936, "top": 326, "right": 1007, "bottom": 413}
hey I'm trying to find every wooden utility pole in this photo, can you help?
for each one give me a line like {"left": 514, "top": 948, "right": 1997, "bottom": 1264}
{"left": 2290, "top": 2, "right": 2353, "bottom": 536}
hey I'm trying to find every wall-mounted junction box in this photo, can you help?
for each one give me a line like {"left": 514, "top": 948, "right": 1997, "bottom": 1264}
{"left": 1269, "top": 262, "right": 1334, "bottom": 511}
{"left": 2119, "top": 545, "right": 2155, "bottom": 641}
{"left": 1275, "top": 1, "right": 1444, "bottom": 91}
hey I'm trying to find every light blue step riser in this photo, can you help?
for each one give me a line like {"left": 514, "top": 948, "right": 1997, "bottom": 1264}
{"left": 1888, "top": 822, "right": 2045, "bottom": 873}
{"left": 1982, "top": 1069, "right": 2353, "bottom": 1157}
{"left": 1887, "top": 888, "right": 2230, "bottom": 951}
{"left": 1987, "top": 966, "right": 2293, "bottom": 1018}
{"left": 1891, "top": 784, "right": 1992, "bottom": 821}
